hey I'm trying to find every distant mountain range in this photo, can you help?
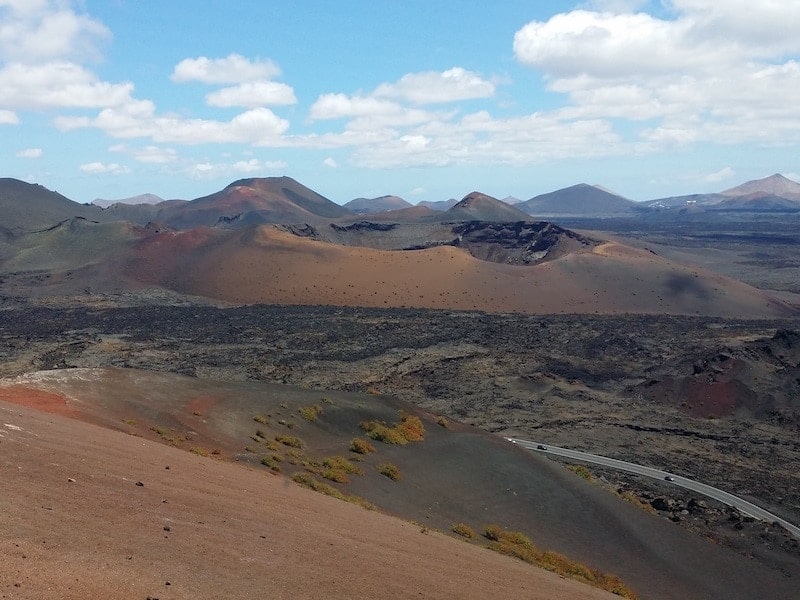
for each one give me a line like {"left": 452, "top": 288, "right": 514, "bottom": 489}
{"left": 1, "top": 172, "right": 796, "bottom": 318}
{"left": 2, "top": 173, "right": 800, "bottom": 235}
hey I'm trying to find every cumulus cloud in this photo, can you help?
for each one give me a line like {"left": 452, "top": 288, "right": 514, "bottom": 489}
{"left": 0, "top": 61, "right": 135, "bottom": 109}
{"left": 79, "top": 161, "right": 130, "bottom": 175}
{"left": 0, "top": 0, "right": 110, "bottom": 63}
{"left": 322, "top": 157, "right": 338, "bottom": 168}
{"left": 512, "top": 3, "right": 800, "bottom": 150}
{"left": 171, "top": 54, "right": 281, "bottom": 84}
{"left": 186, "top": 158, "right": 286, "bottom": 179}
{"left": 373, "top": 67, "right": 495, "bottom": 104}
{"left": 206, "top": 81, "right": 297, "bottom": 108}
{"left": 57, "top": 106, "right": 290, "bottom": 145}
{"left": 16, "top": 147, "right": 42, "bottom": 158}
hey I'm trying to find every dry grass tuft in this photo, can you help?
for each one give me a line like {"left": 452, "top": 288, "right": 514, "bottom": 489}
{"left": 377, "top": 463, "right": 401, "bottom": 481}
{"left": 275, "top": 434, "right": 304, "bottom": 449}
{"left": 483, "top": 524, "right": 638, "bottom": 599}
{"left": 299, "top": 404, "right": 322, "bottom": 421}
{"left": 451, "top": 523, "right": 476, "bottom": 539}
{"left": 349, "top": 437, "right": 376, "bottom": 455}
{"left": 359, "top": 414, "right": 425, "bottom": 446}
{"left": 291, "top": 472, "right": 375, "bottom": 510}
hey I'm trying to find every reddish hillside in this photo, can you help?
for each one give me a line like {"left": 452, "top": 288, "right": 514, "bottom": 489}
{"left": 123, "top": 225, "right": 794, "bottom": 318}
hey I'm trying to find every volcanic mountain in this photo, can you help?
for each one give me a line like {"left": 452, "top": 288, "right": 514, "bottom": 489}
{"left": 0, "top": 178, "right": 103, "bottom": 231}
{"left": 721, "top": 173, "right": 800, "bottom": 201}
{"left": 445, "top": 191, "right": 531, "bottom": 222}
{"left": 153, "top": 176, "right": 351, "bottom": 229}
{"left": 516, "top": 184, "right": 636, "bottom": 217}
{"left": 344, "top": 195, "right": 413, "bottom": 214}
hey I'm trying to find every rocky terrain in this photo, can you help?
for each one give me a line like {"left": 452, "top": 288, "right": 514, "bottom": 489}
{"left": 1, "top": 299, "right": 798, "bottom": 577}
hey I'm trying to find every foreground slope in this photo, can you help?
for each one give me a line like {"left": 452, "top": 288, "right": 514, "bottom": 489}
{"left": 3, "top": 368, "right": 799, "bottom": 599}
{"left": 0, "top": 399, "right": 615, "bottom": 600}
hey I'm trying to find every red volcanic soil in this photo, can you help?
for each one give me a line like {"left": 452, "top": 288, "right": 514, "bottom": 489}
{"left": 2, "top": 368, "right": 798, "bottom": 600}
{"left": 123, "top": 225, "right": 793, "bottom": 318}
{"left": 0, "top": 399, "right": 614, "bottom": 599}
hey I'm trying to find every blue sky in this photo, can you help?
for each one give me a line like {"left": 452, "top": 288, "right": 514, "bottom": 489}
{"left": 2, "top": 1, "right": 800, "bottom": 204}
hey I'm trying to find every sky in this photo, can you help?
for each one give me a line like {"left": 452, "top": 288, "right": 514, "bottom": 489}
{"left": 2, "top": 0, "right": 800, "bottom": 204}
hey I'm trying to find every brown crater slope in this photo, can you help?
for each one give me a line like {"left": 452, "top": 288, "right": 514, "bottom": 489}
{"left": 126, "top": 224, "right": 793, "bottom": 317}
{"left": 0, "top": 214, "right": 794, "bottom": 317}
{"left": 2, "top": 367, "right": 798, "bottom": 599}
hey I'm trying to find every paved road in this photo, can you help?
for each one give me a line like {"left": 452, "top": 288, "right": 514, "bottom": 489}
{"left": 506, "top": 437, "right": 800, "bottom": 540}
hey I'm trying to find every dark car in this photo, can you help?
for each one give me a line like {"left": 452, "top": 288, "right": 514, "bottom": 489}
{"left": 664, "top": 475, "right": 675, "bottom": 482}
{"left": 537, "top": 444, "right": 547, "bottom": 450}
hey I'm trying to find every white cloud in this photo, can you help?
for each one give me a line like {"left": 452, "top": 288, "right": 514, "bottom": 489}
{"left": 373, "top": 67, "right": 495, "bottom": 104}
{"left": 322, "top": 157, "right": 338, "bottom": 168}
{"left": 511, "top": 4, "right": 800, "bottom": 151}
{"left": 16, "top": 147, "right": 42, "bottom": 158}
{"left": 79, "top": 161, "right": 130, "bottom": 175}
{"left": 232, "top": 158, "right": 287, "bottom": 173}
{"left": 0, "top": 0, "right": 110, "bottom": 63}
{"left": 128, "top": 145, "right": 178, "bottom": 164}
{"left": 0, "top": 109, "right": 19, "bottom": 124}
{"left": 57, "top": 105, "right": 290, "bottom": 145}
{"left": 206, "top": 81, "right": 297, "bottom": 108}
{"left": 0, "top": 61, "right": 135, "bottom": 109}
{"left": 171, "top": 53, "right": 281, "bottom": 84}
{"left": 186, "top": 158, "right": 286, "bottom": 179}
{"left": 702, "top": 166, "right": 735, "bottom": 184}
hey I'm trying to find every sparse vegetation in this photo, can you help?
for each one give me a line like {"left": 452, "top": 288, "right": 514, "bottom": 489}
{"left": 255, "top": 429, "right": 267, "bottom": 438}
{"left": 275, "top": 434, "right": 304, "bottom": 449}
{"left": 437, "top": 416, "right": 449, "bottom": 428}
{"left": 359, "top": 414, "right": 425, "bottom": 446}
{"left": 253, "top": 415, "right": 269, "bottom": 425}
{"left": 349, "top": 437, "right": 376, "bottom": 455}
{"left": 189, "top": 446, "right": 210, "bottom": 457}
{"left": 291, "top": 472, "right": 375, "bottom": 510}
{"left": 150, "top": 425, "right": 185, "bottom": 446}
{"left": 319, "top": 455, "right": 363, "bottom": 483}
{"left": 261, "top": 455, "right": 282, "bottom": 472}
{"left": 451, "top": 523, "right": 475, "bottom": 539}
{"left": 566, "top": 464, "right": 593, "bottom": 481}
{"left": 378, "top": 463, "right": 401, "bottom": 481}
{"left": 298, "top": 404, "right": 322, "bottom": 421}
{"left": 483, "top": 525, "right": 638, "bottom": 599}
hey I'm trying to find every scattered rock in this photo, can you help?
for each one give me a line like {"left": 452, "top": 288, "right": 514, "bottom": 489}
{"left": 135, "top": 481, "right": 144, "bottom": 487}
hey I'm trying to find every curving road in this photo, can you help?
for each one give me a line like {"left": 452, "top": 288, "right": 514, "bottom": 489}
{"left": 506, "top": 437, "right": 800, "bottom": 540}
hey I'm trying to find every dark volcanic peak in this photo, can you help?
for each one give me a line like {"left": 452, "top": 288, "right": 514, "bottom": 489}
{"left": 219, "top": 176, "right": 349, "bottom": 218}
{"left": 517, "top": 183, "right": 636, "bottom": 217}
{"left": 0, "top": 177, "right": 103, "bottom": 231}
{"left": 721, "top": 173, "right": 800, "bottom": 200}
{"left": 447, "top": 191, "right": 532, "bottom": 222}
{"left": 344, "top": 195, "right": 413, "bottom": 214}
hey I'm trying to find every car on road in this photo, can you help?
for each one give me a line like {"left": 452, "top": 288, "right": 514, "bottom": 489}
{"left": 664, "top": 475, "right": 675, "bottom": 482}
{"left": 537, "top": 444, "right": 547, "bottom": 450}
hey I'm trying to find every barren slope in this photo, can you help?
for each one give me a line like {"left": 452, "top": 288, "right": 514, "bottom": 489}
{"left": 1, "top": 399, "right": 615, "bottom": 600}
{"left": 126, "top": 225, "right": 793, "bottom": 317}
